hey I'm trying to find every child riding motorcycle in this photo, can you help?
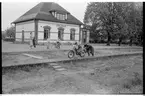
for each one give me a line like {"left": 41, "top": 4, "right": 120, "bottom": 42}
{"left": 68, "top": 42, "right": 85, "bottom": 58}
{"left": 73, "top": 42, "right": 82, "bottom": 55}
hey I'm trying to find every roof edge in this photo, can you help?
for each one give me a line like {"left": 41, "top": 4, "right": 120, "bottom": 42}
{"left": 13, "top": 19, "right": 83, "bottom": 25}
{"left": 37, "top": 19, "right": 83, "bottom": 25}
{"left": 12, "top": 19, "right": 35, "bottom": 24}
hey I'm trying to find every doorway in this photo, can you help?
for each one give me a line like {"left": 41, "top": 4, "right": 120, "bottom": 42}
{"left": 83, "top": 31, "right": 87, "bottom": 43}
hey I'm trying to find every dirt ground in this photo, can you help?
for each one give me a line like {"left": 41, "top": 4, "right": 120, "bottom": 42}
{"left": 2, "top": 41, "right": 142, "bottom": 53}
{"left": 2, "top": 55, "right": 143, "bottom": 94}
{"left": 2, "top": 48, "right": 142, "bottom": 66}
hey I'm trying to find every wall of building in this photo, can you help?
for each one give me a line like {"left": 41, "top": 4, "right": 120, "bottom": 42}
{"left": 37, "top": 20, "right": 80, "bottom": 43}
{"left": 15, "top": 20, "right": 35, "bottom": 42}
{"left": 15, "top": 20, "right": 85, "bottom": 44}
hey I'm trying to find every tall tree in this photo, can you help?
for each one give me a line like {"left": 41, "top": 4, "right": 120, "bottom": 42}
{"left": 125, "top": 2, "right": 143, "bottom": 46}
{"left": 112, "top": 2, "right": 129, "bottom": 46}
{"left": 84, "top": 2, "right": 115, "bottom": 46}
{"left": 84, "top": 2, "right": 143, "bottom": 46}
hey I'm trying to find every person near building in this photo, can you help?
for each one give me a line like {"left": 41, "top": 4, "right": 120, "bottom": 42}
{"left": 55, "top": 39, "right": 61, "bottom": 49}
{"left": 33, "top": 37, "right": 36, "bottom": 48}
{"left": 83, "top": 43, "right": 94, "bottom": 56}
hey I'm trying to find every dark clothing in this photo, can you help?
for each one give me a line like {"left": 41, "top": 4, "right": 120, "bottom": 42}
{"left": 33, "top": 37, "right": 36, "bottom": 48}
{"left": 73, "top": 44, "right": 82, "bottom": 55}
{"left": 83, "top": 44, "right": 94, "bottom": 56}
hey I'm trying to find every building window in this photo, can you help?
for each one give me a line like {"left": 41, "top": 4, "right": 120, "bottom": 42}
{"left": 58, "top": 27, "right": 64, "bottom": 40}
{"left": 44, "top": 29, "right": 49, "bottom": 40}
{"left": 70, "top": 28, "right": 75, "bottom": 40}
{"left": 43, "top": 26, "right": 51, "bottom": 40}
{"left": 53, "top": 12, "right": 67, "bottom": 20}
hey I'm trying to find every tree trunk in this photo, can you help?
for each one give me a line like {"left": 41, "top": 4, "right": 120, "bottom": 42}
{"left": 118, "top": 38, "right": 122, "bottom": 46}
{"left": 106, "top": 32, "right": 111, "bottom": 46}
{"left": 129, "top": 36, "right": 133, "bottom": 46}
{"left": 129, "top": 39, "right": 133, "bottom": 46}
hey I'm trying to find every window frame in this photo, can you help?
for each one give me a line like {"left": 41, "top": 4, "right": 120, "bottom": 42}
{"left": 70, "top": 28, "right": 75, "bottom": 40}
{"left": 58, "top": 27, "right": 64, "bottom": 40}
{"left": 43, "top": 26, "right": 51, "bottom": 40}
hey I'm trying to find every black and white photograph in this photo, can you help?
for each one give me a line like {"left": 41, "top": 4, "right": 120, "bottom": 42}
{"left": 2, "top": 1, "right": 143, "bottom": 94}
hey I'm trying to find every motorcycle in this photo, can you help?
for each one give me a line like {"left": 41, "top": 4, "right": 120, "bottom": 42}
{"left": 68, "top": 46, "right": 85, "bottom": 59}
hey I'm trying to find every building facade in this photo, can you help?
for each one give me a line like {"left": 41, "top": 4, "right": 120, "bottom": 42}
{"left": 13, "top": 2, "right": 89, "bottom": 44}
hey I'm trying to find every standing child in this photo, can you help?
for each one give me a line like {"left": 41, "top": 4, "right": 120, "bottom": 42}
{"left": 33, "top": 37, "right": 36, "bottom": 48}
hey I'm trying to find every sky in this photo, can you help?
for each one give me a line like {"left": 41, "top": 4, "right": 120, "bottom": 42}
{"left": 2, "top": 2, "right": 88, "bottom": 31}
{"left": 2, "top": 0, "right": 142, "bottom": 31}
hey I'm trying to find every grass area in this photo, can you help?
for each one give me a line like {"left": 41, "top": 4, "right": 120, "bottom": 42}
{"left": 2, "top": 55, "right": 143, "bottom": 94}
{"left": 59, "top": 55, "right": 143, "bottom": 94}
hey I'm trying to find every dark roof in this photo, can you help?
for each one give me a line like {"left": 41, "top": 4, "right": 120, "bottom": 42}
{"left": 13, "top": 2, "right": 83, "bottom": 25}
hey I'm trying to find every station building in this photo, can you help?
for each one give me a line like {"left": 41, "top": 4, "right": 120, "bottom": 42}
{"left": 12, "top": 2, "right": 90, "bottom": 44}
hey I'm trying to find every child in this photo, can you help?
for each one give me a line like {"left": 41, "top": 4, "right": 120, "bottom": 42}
{"left": 73, "top": 42, "right": 82, "bottom": 54}
{"left": 56, "top": 41, "right": 61, "bottom": 49}
{"left": 33, "top": 37, "right": 36, "bottom": 48}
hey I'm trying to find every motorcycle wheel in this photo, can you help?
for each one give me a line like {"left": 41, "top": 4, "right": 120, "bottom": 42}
{"left": 68, "top": 50, "right": 75, "bottom": 59}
